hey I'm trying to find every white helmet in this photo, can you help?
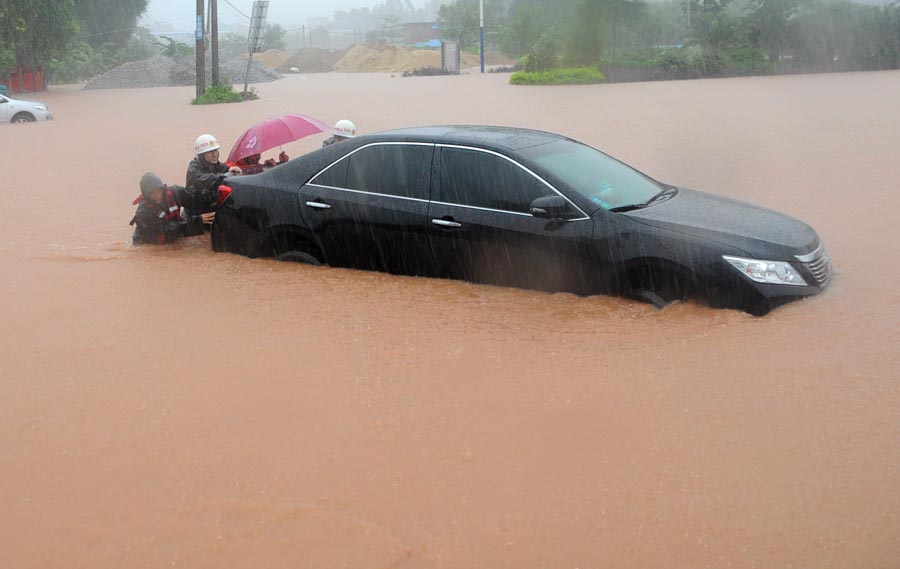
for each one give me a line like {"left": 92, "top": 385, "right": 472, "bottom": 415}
{"left": 194, "top": 134, "right": 221, "bottom": 155}
{"left": 333, "top": 119, "right": 356, "bottom": 139}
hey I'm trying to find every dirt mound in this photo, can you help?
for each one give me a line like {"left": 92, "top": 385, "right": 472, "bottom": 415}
{"left": 83, "top": 55, "right": 175, "bottom": 89}
{"left": 84, "top": 54, "right": 281, "bottom": 90}
{"left": 332, "top": 44, "right": 516, "bottom": 73}
{"left": 237, "top": 49, "right": 290, "bottom": 70}
{"left": 334, "top": 44, "right": 440, "bottom": 73}
{"left": 278, "top": 48, "right": 346, "bottom": 73}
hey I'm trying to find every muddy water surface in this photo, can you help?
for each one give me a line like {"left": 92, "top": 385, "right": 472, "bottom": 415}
{"left": 2, "top": 71, "right": 899, "bottom": 568}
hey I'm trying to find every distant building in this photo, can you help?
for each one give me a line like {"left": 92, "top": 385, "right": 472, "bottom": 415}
{"left": 404, "top": 22, "right": 440, "bottom": 45}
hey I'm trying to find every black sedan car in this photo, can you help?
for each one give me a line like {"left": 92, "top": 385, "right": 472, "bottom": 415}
{"left": 211, "top": 126, "right": 831, "bottom": 315}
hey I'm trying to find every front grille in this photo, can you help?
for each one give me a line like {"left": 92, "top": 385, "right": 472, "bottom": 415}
{"left": 795, "top": 242, "right": 832, "bottom": 286}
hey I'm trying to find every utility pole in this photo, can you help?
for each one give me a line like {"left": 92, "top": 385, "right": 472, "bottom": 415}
{"left": 195, "top": 0, "right": 205, "bottom": 97}
{"left": 686, "top": 0, "right": 691, "bottom": 35}
{"left": 244, "top": 1, "right": 269, "bottom": 94}
{"left": 211, "top": 0, "right": 219, "bottom": 85}
{"left": 479, "top": 0, "right": 485, "bottom": 73}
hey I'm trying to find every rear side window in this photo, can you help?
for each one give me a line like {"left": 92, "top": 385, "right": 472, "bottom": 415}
{"left": 344, "top": 144, "right": 433, "bottom": 200}
{"left": 311, "top": 156, "right": 348, "bottom": 188}
{"left": 437, "top": 147, "right": 551, "bottom": 213}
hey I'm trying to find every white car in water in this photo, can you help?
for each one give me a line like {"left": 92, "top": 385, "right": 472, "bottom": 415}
{"left": 0, "top": 93, "right": 53, "bottom": 123}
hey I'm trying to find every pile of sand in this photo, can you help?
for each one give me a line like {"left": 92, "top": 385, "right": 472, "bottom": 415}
{"left": 221, "top": 44, "right": 515, "bottom": 76}
{"left": 278, "top": 48, "right": 346, "bottom": 73}
{"left": 331, "top": 44, "right": 512, "bottom": 73}
{"left": 333, "top": 44, "right": 429, "bottom": 73}
{"left": 237, "top": 49, "right": 290, "bottom": 70}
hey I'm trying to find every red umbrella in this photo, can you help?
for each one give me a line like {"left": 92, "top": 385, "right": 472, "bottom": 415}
{"left": 227, "top": 114, "right": 330, "bottom": 163}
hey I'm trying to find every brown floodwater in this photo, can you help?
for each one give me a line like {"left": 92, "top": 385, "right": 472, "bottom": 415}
{"left": 2, "top": 70, "right": 899, "bottom": 568}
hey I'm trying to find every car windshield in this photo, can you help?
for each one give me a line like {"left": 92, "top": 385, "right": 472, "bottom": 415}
{"left": 520, "top": 139, "right": 662, "bottom": 210}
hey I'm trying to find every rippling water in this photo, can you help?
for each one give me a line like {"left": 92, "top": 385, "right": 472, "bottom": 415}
{"left": 2, "top": 70, "right": 899, "bottom": 568}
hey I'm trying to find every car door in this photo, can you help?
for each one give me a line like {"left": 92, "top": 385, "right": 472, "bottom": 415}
{"left": 427, "top": 145, "right": 595, "bottom": 294}
{"left": 298, "top": 142, "right": 435, "bottom": 275}
{"left": 0, "top": 96, "right": 9, "bottom": 123}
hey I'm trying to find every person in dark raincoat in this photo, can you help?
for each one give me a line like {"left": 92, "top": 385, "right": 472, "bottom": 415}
{"left": 130, "top": 172, "right": 211, "bottom": 245}
{"left": 184, "top": 133, "right": 241, "bottom": 215}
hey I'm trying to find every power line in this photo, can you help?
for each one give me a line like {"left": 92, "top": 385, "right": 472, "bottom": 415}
{"left": 78, "top": 26, "right": 141, "bottom": 40}
{"left": 220, "top": 0, "right": 251, "bottom": 20}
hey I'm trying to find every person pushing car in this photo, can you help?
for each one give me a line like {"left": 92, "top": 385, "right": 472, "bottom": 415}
{"left": 184, "top": 134, "right": 241, "bottom": 217}
{"left": 130, "top": 172, "right": 212, "bottom": 245}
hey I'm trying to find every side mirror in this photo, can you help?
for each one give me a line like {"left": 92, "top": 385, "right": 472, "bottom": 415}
{"left": 530, "top": 195, "right": 573, "bottom": 220}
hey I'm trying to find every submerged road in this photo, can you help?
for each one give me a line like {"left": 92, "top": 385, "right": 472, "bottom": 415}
{"left": 2, "top": 69, "right": 899, "bottom": 568}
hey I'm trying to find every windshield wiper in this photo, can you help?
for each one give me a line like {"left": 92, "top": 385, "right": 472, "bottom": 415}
{"left": 608, "top": 203, "right": 647, "bottom": 212}
{"left": 609, "top": 186, "right": 677, "bottom": 213}
{"left": 643, "top": 185, "right": 678, "bottom": 205}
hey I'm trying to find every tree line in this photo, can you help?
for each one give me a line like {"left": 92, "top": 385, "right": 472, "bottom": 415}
{"left": 0, "top": 0, "right": 148, "bottom": 85}
{"left": 439, "top": 0, "right": 900, "bottom": 76}
{"left": 0, "top": 0, "right": 297, "bottom": 86}
{"left": 4, "top": 0, "right": 897, "bottom": 87}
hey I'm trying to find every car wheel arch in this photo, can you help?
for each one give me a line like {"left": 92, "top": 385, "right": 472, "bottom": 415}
{"left": 11, "top": 112, "right": 35, "bottom": 123}
{"left": 613, "top": 257, "right": 698, "bottom": 308}
{"left": 262, "top": 227, "right": 325, "bottom": 264}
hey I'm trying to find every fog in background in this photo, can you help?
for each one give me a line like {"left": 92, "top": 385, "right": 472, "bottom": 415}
{"left": 142, "top": 0, "right": 403, "bottom": 29}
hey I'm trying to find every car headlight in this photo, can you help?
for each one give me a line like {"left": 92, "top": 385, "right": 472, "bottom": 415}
{"left": 34, "top": 104, "right": 47, "bottom": 111}
{"left": 723, "top": 255, "right": 808, "bottom": 286}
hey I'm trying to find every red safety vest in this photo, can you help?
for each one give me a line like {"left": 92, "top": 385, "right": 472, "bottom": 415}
{"left": 132, "top": 190, "right": 182, "bottom": 244}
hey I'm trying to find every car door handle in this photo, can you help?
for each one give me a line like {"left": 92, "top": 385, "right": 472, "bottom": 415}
{"left": 305, "top": 201, "right": 331, "bottom": 210}
{"left": 432, "top": 219, "right": 462, "bottom": 228}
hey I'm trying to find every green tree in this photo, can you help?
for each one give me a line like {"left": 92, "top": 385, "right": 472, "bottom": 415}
{"left": 500, "top": 2, "right": 544, "bottom": 57}
{"left": 689, "top": 8, "right": 743, "bottom": 51}
{"left": 1, "top": 0, "right": 84, "bottom": 81}
{"left": 74, "top": 0, "right": 148, "bottom": 50}
{"left": 0, "top": 47, "right": 15, "bottom": 77}
{"left": 15, "top": 0, "right": 79, "bottom": 70}
{"left": 610, "top": 0, "right": 689, "bottom": 49}
{"left": 261, "top": 23, "right": 286, "bottom": 51}
{"left": 438, "top": 0, "right": 501, "bottom": 52}
{"left": 747, "top": 0, "right": 799, "bottom": 61}
{"left": 567, "top": 0, "right": 646, "bottom": 65}
{"left": 112, "top": 25, "right": 156, "bottom": 65}
{"left": 311, "top": 25, "right": 331, "bottom": 48}
{"left": 156, "top": 36, "right": 192, "bottom": 58}
{"left": 219, "top": 32, "right": 249, "bottom": 58}
{"left": 379, "top": 13, "right": 403, "bottom": 43}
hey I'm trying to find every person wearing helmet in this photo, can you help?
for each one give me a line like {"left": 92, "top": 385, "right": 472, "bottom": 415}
{"left": 184, "top": 134, "right": 242, "bottom": 217}
{"left": 322, "top": 119, "right": 356, "bottom": 147}
{"left": 129, "top": 172, "right": 212, "bottom": 245}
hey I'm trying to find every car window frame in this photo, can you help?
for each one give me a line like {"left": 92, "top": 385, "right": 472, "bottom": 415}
{"left": 432, "top": 144, "right": 590, "bottom": 221}
{"left": 306, "top": 141, "right": 436, "bottom": 204}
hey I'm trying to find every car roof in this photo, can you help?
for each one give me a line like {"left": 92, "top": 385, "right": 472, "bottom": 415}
{"left": 367, "top": 125, "right": 567, "bottom": 151}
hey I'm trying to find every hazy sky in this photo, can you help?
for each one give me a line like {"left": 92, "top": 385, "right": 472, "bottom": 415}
{"left": 142, "top": 0, "right": 384, "bottom": 30}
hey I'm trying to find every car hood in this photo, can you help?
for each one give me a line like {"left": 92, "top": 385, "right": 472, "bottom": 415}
{"left": 11, "top": 98, "right": 44, "bottom": 108}
{"left": 623, "top": 188, "right": 820, "bottom": 258}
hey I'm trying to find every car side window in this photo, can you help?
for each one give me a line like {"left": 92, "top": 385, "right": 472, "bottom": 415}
{"left": 438, "top": 147, "right": 550, "bottom": 213}
{"left": 344, "top": 144, "right": 433, "bottom": 200}
{"left": 310, "top": 156, "right": 349, "bottom": 188}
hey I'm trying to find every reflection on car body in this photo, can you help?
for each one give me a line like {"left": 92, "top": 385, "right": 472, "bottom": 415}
{"left": 211, "top": 126, "right": 831, "bottom": 315}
